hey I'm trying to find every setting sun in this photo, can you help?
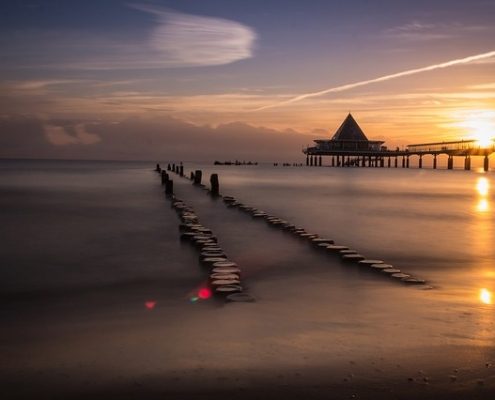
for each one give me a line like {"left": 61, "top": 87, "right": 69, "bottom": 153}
{"left": 462, "top": 111, "right": 495, "bottom": 148}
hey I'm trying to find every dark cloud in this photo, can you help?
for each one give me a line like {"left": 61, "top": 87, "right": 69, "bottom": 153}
{"left": 0, "top": 115, "right": 310, "bottom": 162}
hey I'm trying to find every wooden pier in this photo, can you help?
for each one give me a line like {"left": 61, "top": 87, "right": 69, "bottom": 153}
{"left": 303, "top": 114, "right": 495, "bottom": 171}
{"left": 304, "top": 139, "right": 495, "bottom": 171}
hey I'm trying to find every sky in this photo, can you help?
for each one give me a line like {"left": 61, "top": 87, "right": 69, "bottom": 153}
{"left": 1, "top": 0, "right": 495, "bottom": 161}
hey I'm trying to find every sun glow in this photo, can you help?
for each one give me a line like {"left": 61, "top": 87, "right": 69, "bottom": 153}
{"left": 461, "top": 111, "right": 495, "bottom": 148}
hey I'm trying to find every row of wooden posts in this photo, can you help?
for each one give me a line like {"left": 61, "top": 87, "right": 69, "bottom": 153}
{"left": 155, "top": 163, "right": 219, "bottom": 196}
{"left": 306, "top": 154, "right": 490, "bottom": 171}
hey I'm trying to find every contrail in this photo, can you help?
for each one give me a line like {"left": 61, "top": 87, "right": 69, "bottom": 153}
{"left": 253, "top": 50, "right": 495, "bottom": 111}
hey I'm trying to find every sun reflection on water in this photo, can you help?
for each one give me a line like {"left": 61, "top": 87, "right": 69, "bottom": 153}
{"left": 480, "top": 288, "right": 492, "bottom": 305}
{"left": 475, "top": 177, "right": 490, "bottom": 214}
{"left": 476, "top": 177, "right": 489, "bottom": 197}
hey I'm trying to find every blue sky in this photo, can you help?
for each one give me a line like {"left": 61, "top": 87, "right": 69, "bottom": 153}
{"left": 1, "top": 0, "right": 495, "bottom": 160}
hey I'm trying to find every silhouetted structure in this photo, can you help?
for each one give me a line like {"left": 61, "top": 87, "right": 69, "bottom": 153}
{"left": 303, "top": 114, "right": 494, "bottom": 171}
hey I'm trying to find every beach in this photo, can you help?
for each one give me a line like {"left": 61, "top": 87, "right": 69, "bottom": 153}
{"left": 1, "top": 159, "right": 494, "bottom": 399}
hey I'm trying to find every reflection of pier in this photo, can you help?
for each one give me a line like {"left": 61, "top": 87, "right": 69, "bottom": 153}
{"left": 303, "top": 114, "right": 495, "bottom": 171}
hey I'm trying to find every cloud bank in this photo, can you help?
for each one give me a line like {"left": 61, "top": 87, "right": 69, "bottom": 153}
{"left": 131, "top": 4, "right": 256, "bottom": 67}
{"left": 0, "top": 115, "right": 308, "bottom": 162}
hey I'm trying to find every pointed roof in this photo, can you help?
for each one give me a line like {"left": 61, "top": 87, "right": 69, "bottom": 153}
{"left": 331, "top": 113, "right": 368, "bottom": 141}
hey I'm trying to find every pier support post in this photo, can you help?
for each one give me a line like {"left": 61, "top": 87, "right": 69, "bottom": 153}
{"left": 310, "top": 156, "right": 314, "bottom": 166}
{"left": 406, "top": 156, "right": 410, "bottom": 168}
{"left": 387, "top": 157, "right": 391, "bottom": 168}
{"left": 155, "top": 163, "right": 161, "bottom": 172}
{"left": 402, "top": 157, "right": 405, "bottom": 168}
{"left": 319, "top": 156, "right": 322, "bottom": 166}
{"left": 332, "top": 156, "right": 335, "bottom": 167}
{"left": 380, "top": 158, "right": 385, "bottom": 168}
{"left": 433, "top": 155, "right": 437, "bottom": 169}
{"left": 368, "top": 156, "right": 372, "bottom": 167}
{"left": 179, "top": 164, "right": 184, "bottom": 176}
{"left": 210, "top": 174, "right": 219, "bottom": 196}
{"left": 194, "top": 170, "right": 202, "bottom": 185}
{"left": 190, "top": 171, "right": 194, "bottom": 180}
{"left": 361, "top": 157, "right": 366, "bottom": 167}
{"left": 161, "top": 171, "right": 169, "bottom": 185}
{"left": 419, "top": 155, "right": 423, "bottom": 169}
{"left": 306, "top": 155, "right": 309, "bottom": 166}
{"left": 167, "top": 163, "right": 171, "bottom": 171}
{"left": 464, "top": 156, "right": 471, "bottom": 171}
{"left": 394, "top": 157, "right": 398, "bottom": 168}
{"left": 447, "top": 156, "right": 453, "bottom": 170}
{"left": 484, "top": 155, "right": 489, "bottom": 172}
{"left": 165, "top": 179, "right": 174, "bottom": 195}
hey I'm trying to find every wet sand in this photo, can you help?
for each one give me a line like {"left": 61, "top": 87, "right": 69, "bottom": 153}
{"left": 1, "top": 161, "right": 495, "bottom": 399}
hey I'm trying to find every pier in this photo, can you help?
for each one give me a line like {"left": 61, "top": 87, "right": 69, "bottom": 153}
{"left": 303, "top": 114, "right": 495, "bottom": 171}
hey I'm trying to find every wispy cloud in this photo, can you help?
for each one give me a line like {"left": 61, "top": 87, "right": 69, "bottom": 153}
{"left": 130, "top": 4, "right": 256, "bottom": 67}
{"left": 383, "top": 20, "right": 492, "bottom": 42}
{"left": 253, "top": 50, "right": 495, "bottom": 111}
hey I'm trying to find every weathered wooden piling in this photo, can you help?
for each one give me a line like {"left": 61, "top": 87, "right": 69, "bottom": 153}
{"left": 155, "top": 163, "right": 161, "bottom": 172}
{"left": 464, "top": 156, "right": 471, "bottom": 171}
{"left": 210, "top": 174, "right": 219, "bottom": 196}
{"left": 484, "top": 155, "right": 490, "bottom": 172}
{"left": 418, "top": 155, "right": 423, "bottom": 169}
{"left": 190, "top": 171, "right": 195, "bottom": 180}
{"left": 179, "top": 164, "right": 184, "bottom": 176}
{"left": 433, "top": 155, "right": 437, "bottom": 169}
{"left": 165, "top": 179, "right": 174, "bottom": 195}
{"left": 161, "top": 171, "right": 169, "bottom": 184}
{"left": 167, "top": 163, "right": 171, "bottom": 171}
{"left": 447, "top": 156, "right": 453, "bottom": 170}
{"left": 318, "top": 155, "right": 322, "bottom": 166}
{"left": 194, "top": 170, "right": 202, "bottom": 185}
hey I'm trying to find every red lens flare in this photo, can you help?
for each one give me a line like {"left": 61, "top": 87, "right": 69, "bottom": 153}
{"left": 145, "top": 300, "right": 157, "bottom": 310}
{"left": 198, "top": 287, "right": 211, "bottom": 300}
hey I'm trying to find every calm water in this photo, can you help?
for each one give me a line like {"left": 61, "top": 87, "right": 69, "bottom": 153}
{"left": 1, "top": 158, "right": 494, "bottom": 398}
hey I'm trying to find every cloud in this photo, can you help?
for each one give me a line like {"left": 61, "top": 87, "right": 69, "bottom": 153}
{"left": 1, "top": 115, "right": 307, "bottom": 161}
{"left": 253, "top": 50, "right": 495, "bottom": 111}
{"left": 467, "top": 82, "right": 495, "bottom": 90}
{"left": 130, "top": 4, "right": 256, "bottom": 67}
{"left": 44, "top": 123, "right": 101, "bottom": 146}
{"left": 383, "top": 20, "right": 492, "bottom": 42}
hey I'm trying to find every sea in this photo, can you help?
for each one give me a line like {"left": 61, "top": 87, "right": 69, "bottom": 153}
{"left": 1, "top": 158, "right": 494, "bottom": 399}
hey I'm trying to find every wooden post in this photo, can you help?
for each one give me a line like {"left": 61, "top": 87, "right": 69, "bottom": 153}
{"left": 179, "top": 164, "right": 184, "bottom": 176}
{"left": 319, "top": 156, "right": 322, "bottom": 166}
{"left": 210, "top": 174, "right": 219, "bottom": 195}
{"left": 194, "top": 170, "right": 202, "bottom": 185}
{"left": 394, "top": 156, "right": 398, "bottom": 168}
{"left": 387, "top": 157, "right": 391, "bottom": 168}
{"left": 419, "top": 155, "right": 423, "bottom": 169}
{"left": 380, "top": 157, "right": 385, "bottom": 168}
{"left": 447, "top": 156, "right": 453, "bottom": 170}
{"left": 332, "top": 156, "right": 335, "bottom": 167}
{"left": 306, "top": 155, "right": 309, "bottom": 166}
{"left": 402, "top": 156, "right": 405, "bottom": 168}
{"left": 484, "top": 155, "right": 489, "bottom": 172}
{"left": 190, "top": 171, "right": 195, "bottom": 180}
{"left": 464, "top": 156, "right": 471, "bottom": 171}
{"left": 165, "top": 179, "right": 174, "bottom": 195}
{"left": 167, "top": 163, "right": 171, "bottom": 171}
{"left": 406, "top": 156, "right": 410, "bottom": 168}
{"left": 161, "top": 171, "right": 169, "bottom": 184}
{"left": 155, "top": 163, "right": 161, "bottom": 172}
{"left": 433, "top": 155, "right": 437, "bottom": 169}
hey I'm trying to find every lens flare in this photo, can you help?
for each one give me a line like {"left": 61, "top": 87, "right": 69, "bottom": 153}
{"left": 198, "top": 287, "right": 212, "bottom": 300}
{"left": 145, "top": 300, "right": 157, "bottom": 310}
{"left": 480, "top": 288, "right": 492, "bottom": 305}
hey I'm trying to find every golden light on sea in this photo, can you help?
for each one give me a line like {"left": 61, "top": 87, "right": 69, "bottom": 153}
{"left": 476, "top": 177, "right": 489, "bottom": 197}
{"left": 480, "top": 288, "right": 492, "bottom": 305}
